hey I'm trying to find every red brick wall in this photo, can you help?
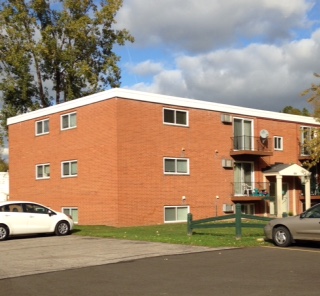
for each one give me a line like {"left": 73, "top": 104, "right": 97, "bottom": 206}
{"left": 8, "top": 97, "right": 311, "bottom": 226}
{"left": 9, "top": 99, "right": 120, "bottom": 225}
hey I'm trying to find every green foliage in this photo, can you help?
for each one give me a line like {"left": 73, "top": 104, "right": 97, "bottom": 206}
{"left": 281, "top": 106, "right": 310, "bottom": 116}
{"left": 74, "top": 224, "right": 271, "bottom": 248}
{"left": 302, "top": 73, "right": 320, "bottom": 120}
{"left": 0, "top": 0, "right": 134, "bottom": 134}
{"left": 0, "top": 158, "right": 9, "bottom": 172}
{"left": 301, "top": 73, "right": 320, "bottom": 168}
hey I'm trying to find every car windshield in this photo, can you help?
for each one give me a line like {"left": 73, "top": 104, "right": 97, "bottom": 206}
{"left": 303, "top": 204, "right": 320, "bottom": 218}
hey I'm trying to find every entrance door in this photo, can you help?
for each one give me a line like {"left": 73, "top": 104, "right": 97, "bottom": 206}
{"left": 269, "top": 183, "right": 289, "bottom": 215}
{"left": 234, "top": 118, "right": 253, "bottom": 150}
{"left": 234, "top": 162, "right": 254, "bottom": 195}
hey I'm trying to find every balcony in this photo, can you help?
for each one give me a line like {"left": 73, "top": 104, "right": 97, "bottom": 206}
{"left": 231, "top": 182, "right": 274, "bottom": 201}
{"left": 298, "top": 143, "right": 311, "bottom": 161}
{"left": 301, "top": 183, "right": 320, "bottom": 200}
{"left": 230, "top": 136, "right": 273, "bottom": 156}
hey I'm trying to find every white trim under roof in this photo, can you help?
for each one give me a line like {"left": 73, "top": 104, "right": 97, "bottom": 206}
{"left": 7, "top": 88, "right": 320, "bottom": 126}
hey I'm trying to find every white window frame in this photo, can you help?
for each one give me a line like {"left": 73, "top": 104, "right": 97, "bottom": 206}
{"left": 62, "top": 207, "right": 79, "bottom": 224}
{"left": 164, "top": 158, "right": 189, "bottom": 175}
{"left": 35, "top": 119, "right": 49, "bottom": 136}
{"left": 233, "top": 117, "right": 254, "bottom": 151}
{"left": 274, "top": 136, "right": 283, "bottom": 151}
{"left": 61, "top": 112, "right": 77, "bottom": 130}
{"left": 163, "top": 108, "right": 189, "bottom": 126}
{"left": 234, "top": 161, "right": 254, "bottom": 196}
{"left": 164, "top": 206, "right": 190, "bottom": 223}
{"left": 300, "top": 126, "right": 316, "bottom": 156}
{"left": 61, "top": 160, "right": 78, "bottom": 178}
{"left": 36, "top": 163, "right": 50, "bottom": 180}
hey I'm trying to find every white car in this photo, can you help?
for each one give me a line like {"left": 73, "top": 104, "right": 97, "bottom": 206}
{"left": 0, "top": 201, "right": 74, "bottom": 241}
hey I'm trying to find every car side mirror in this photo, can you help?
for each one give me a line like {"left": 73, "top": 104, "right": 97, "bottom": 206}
{"left": 300, "top": 213, "right": 306, "bottom": 219}
{"left": 48, "top": 210, "right": 53, "bottom": 216}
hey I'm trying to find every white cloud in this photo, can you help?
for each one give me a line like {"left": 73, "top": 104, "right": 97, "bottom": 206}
{"left": 118, "top": 0, "right": 313, "bottom": 53}
{"left": 128, "top": 29, "right": 320, "bottom": 111}
{"left": 129, "top": 60, "right": 164, "bottom": 77}
{"left": 116, "top": 0, "right": 320, "bottom": 112}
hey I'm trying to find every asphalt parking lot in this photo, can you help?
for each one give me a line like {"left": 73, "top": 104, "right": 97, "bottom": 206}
{"left": 0, "top": 235, "right": 217, "bottom": 279}
{"left": 1, "top": 235, "right": 320, "bottom": 296}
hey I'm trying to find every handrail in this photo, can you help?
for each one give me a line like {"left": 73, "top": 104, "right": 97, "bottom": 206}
{"left": 231, "top": 136, "right": 271, "bottom": 152}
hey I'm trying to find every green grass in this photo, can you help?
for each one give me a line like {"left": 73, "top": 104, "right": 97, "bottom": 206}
{"left": 74, "top": 223, "right": 273, "bottom": 248}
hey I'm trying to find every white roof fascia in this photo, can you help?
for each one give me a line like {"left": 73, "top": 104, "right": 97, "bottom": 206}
{"left": 7, "top": 88, "right": 320, "bottom": 126}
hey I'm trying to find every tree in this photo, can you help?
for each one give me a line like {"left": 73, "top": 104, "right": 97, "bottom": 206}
{"left": 0, "top": 158, "right": 9, "bottom": 172}
{"left": 0, "top": 0, "right": 134, "bottom": 133}
{"left": 300, "top": 73, "right": 320, "bottom": 168}
{"left": 281, "top": 106, "right": 310, "bottom": 116}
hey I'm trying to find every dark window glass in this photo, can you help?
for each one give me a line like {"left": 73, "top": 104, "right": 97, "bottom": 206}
{"left": 176, "top": 111, "right": 186, "bottom": 125}
{"left": 164, "top": 109, "right": 175, "bottom": 123}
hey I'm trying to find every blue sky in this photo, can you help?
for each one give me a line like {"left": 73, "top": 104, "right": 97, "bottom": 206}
{"left": 114, "top": 0, "right": 320, "bottom": 112}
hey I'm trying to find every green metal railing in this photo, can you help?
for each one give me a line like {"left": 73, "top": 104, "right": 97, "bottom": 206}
{"left": 187, "top": 203, "right": 273, "bottom": 239}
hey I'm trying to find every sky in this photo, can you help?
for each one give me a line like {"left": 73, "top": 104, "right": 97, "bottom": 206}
{"left": 114, "top": 0, "right": 320, "bottom": 112}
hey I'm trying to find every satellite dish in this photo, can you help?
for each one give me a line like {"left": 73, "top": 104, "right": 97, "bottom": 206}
{"left": 260, "top": 129, "right": 269, "bottom": 139}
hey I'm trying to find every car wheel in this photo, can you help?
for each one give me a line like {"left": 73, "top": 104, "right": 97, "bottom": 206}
{"left": 55, "top": 221, "right": 70, "bottom": 236}
{"left": 273, "top": 226, "right": 292, "bottom": 247}
{"left": 0, "top": 224, "right": 9, "bottom": 241}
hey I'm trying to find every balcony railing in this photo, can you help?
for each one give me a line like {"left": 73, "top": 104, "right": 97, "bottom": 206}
{"left": 231, "top": 182, "right": 274, "bottom": 199}
{"left": 301, "top": 183, "right": 320, "bottom": 197}
{"left": 230, "top": 136, "right": 273, "bottom": 156}
{"left": 298, "top": 143, "right": 311, "bottom": 160}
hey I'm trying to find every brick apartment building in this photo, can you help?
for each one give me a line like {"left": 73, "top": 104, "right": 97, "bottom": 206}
{"left": 7, "top": 88, "right": 320, "bottom": 226}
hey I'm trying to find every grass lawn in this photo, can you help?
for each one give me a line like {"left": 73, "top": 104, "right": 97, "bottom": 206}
{"left": 74, "top": 223, "right": 273, "bottom": 248}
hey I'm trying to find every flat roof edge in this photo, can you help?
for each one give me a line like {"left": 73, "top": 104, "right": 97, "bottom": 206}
{"left": 7, "top": 88, "right": 320, "bottom": 126}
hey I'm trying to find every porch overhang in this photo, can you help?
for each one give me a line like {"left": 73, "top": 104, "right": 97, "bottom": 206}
{"left": 263, "top": 163, "right": 311, "bottom": 217}
{"left": 263, "top": 163, "right": 310, "bottom": 177}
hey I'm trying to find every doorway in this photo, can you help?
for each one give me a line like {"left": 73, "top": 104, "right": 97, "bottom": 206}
{"left": 233, "top": 118, "right": 253, "bottom": 150}
{"left": 234, "top": 162, "right": 254, "bottom": 195}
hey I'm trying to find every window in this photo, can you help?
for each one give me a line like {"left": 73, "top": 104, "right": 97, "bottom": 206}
{"left": 24, "top": 203, "right": 49, "bottom": 214}
{"left": 62, "top": 161, "right": 78, "bottom": 177}
{"left": 36, "top": 119, "right": 49, "bottom": 135}
{"left": 274, "top": 136, "right": 283, "bottom": 151}
{"left": 241, "top": 204, "right": 255, "bottom": 215}
{"left": 63, "top": 208, "right": 78, "bottom": 223}
{"left": 36, "top": 164, "right": 50, "bottom": 179}
{"left": 234, "top": 162, "right": 253, "bottom": 195}
{"left": 164, "top": 206, "right": 189, "bottom": 223}
{"left": 163, "top": 108, "right": 188, "bottom": 126}
{"left": 164, "top": 158, "right": 189, "bottom": 174}
{"left": 301, "top": 126, "right": 315, "bottom": 156}
{"left": 0, "top": 203, "right": 23, "bottom": 212}
{"left": 233, "top": 118, "right": 253, "bottom": 150}
{"left": 61, "top": 112, "right": 77, "bottom": 130}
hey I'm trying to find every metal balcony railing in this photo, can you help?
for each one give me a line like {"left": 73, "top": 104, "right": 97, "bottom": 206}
{"left": 230, "top": 136, "right": 272, "bottom": 156}
{"left": 299, "top": 143, "right": 311, "bottom": 159}
{"left": 232, "top": 182, "right": 273, "bottom": 198}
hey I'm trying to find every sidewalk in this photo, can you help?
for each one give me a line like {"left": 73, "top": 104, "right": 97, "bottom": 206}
{"left": 0, "top": 235, "right": 222, "bottom": 279}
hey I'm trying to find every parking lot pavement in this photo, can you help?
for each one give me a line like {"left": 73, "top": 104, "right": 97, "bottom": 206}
{"left": 2, "top": 245, "right": 320, "bottom": 296}
{"left": 0, "top": 235, "right": 222, "bottom": 279}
